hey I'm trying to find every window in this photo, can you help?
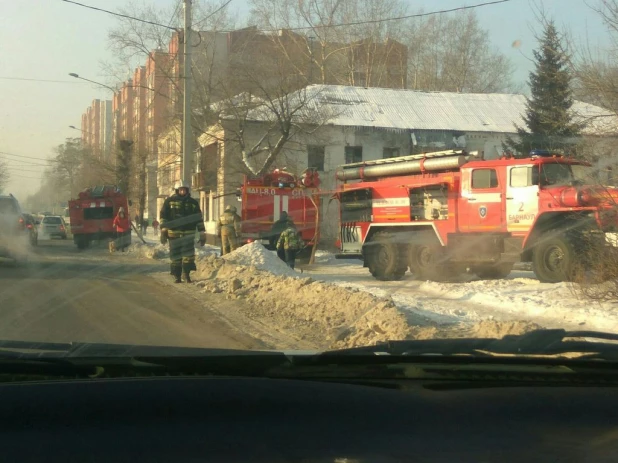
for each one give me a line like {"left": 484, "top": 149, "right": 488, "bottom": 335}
{"left": 383, "top": 148, "right": 400, "bottom": 159}
{"left": 472, "top": 169, "right": 498, "bottom": 189}
{"left": 510, "top": 166, "right": 535, "bottom": 187}
{"left": 84, "top": 208, "right": 113, "bottom": 220}
{"left": 307, "top": 145, "right": 325, "bottom": 171}
{"left": 42, "top": 216, "right": 62, "bottom": 224}
{"left": 345, "top": 146, "right": 363, "bottom": 164}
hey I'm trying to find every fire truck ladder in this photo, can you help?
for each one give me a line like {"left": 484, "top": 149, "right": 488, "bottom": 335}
{"left": 336, "top": 149, "right": 480, "bottom": 181}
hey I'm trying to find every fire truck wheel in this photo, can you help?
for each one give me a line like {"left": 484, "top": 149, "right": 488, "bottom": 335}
{"left": 472, "top": 263, "right": 514, "bottom": 280}
{"left": 365, "top": 232, "right": 407, "bottom": 281}
{"left": 532, "top": 235, "right": 576, "bottom": 283}
{"left": 75, "top": 236, "right": 90, "bottom": 250}
{"left": 409, "top": 235, "right": 458, "bottom": 281}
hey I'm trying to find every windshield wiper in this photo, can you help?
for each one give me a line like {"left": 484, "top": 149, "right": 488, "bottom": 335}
{"left": 321, "top": 329, "right": 618, "bottom": 359}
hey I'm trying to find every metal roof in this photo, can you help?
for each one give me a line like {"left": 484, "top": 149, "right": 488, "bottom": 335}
{"left": 245, "top": 85, "right": 617, "bottom": 136}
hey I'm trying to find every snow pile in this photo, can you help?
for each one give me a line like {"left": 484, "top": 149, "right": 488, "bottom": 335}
{"left": 222, "top": 242, "right": 298, "bottom": 277}
{"left": 130, "top": 240, "right": 219, "bottom": 260}
{"left": 194, "top": 253, "right": 542, "bottom": 349}
{"left": 195, "top": 254, "right": 409, "bottom": 349}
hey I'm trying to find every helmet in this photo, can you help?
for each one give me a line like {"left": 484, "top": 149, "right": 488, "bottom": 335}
{"left": 225, "top": 205, "right": 237, "bottom": 213}
{"left": 280, "top": 211, "right": 288, "bottom": 220}
{"left": 174, "top": 180, "right": 190, "bottom": 192}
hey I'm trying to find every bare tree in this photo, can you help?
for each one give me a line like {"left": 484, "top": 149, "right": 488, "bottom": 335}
{"left": 402, "top": 10, "right": 516, "bottom": 93}
{"left": 53, "top": 138, "right": 89, "bottom": 199}
{"left": 248, "top": 0, "right": 409, "bottom": 88}
{"left": 212, "top": 51, "right": 337, "bottom": 177}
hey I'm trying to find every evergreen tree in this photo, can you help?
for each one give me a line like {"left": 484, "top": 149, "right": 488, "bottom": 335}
{"left": 506, "top": 21, "right": 582, "bottom": 156}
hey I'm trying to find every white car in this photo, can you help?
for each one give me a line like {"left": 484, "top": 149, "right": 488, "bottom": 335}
{"left": 39, "top": 215, "right": 68, "bottom": 239}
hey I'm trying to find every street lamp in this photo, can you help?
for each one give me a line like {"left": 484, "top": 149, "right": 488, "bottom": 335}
{"left": 68, "top": 72, "right": 117, "bottom": 92}
{"left": 69, "top": 125, "right": 93, "bottom": 134}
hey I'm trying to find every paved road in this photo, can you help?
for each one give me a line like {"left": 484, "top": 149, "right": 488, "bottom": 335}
{"left": 0, "top": 239, "right": 260, "bottom": 349}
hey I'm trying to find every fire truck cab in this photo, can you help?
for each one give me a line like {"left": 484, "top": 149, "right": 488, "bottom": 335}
{"left": 336, "top": 149, "right": 618, "bottom": 283}
{"left": 238, "top": 168, "right": 320, "bottom": 257}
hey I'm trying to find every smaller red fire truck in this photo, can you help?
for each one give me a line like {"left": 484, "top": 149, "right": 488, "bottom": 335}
{"left": 68, "top": 185, "right": 130, "bottom": 249}
{"left": 238, "top": 168, "right": 320, "bottom": 257}
{"left": 335, "top": 149, "right": 618, "bottom": 283}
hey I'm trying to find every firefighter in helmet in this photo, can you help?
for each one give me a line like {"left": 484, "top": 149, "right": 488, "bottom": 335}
{"left": 216, "top": 204, "right": 241, "bottom": 255}
{"left": 159, "top": 180, "right": 206, "bottom": 283}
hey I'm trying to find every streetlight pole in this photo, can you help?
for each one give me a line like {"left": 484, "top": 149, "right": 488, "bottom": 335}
{"left": 68, "top": 73, "right": 116, "bottom": 92}
{"left": 182, "top": 0, "right": 192, "bottom": 185}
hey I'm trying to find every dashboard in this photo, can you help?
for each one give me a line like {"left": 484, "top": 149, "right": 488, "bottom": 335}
{"left": 1, "top": 376, "right": 617, "bottom": 462}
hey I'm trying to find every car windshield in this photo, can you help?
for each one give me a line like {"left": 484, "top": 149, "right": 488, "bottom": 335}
{"left": 3, "top": 0, "right": 618, "bottom": 363}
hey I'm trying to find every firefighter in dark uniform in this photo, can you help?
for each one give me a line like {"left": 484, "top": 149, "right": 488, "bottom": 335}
{"left": 160, "top": 180, "right": 206, "bottom": 283}
{"left": 216, "top": 205, "right": 241, "bottom": 255}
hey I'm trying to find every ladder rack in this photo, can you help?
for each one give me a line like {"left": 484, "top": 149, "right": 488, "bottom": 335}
{"left": 340, "top": 149, "right": 480, "bottom": 170}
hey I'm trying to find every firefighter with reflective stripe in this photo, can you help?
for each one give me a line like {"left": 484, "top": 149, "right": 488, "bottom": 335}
{"left": 159, "top": 180, "right": 206, "bottom": 283}
{"left": 276, "top": 221, "right": 303, "bottom": 269}
{"left": 217, "top": 205, "right": 241, "bottom": 255}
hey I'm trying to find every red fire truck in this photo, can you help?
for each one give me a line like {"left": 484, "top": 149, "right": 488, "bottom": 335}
{"left": 238, "top": 168, "right": 320, "bottom": 257}
{"left": 335, "top": 149, "right": 618, "bottom": 283}
{"left": 68, "top": 185, "right": 130, "bottom": 250}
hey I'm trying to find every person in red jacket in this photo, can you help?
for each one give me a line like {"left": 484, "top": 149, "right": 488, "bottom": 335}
{"left": 112, "top": 207, "right": 131, "bottom": 252}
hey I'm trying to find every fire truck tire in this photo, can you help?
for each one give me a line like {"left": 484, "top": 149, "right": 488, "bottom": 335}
{"left": 75, "top": 236, "right": 90, "bottom": 250}
{"left": 408, "top": 234, "right": 458, "bottom": 281}
{"left": 472, "top": 263, "right": 514, "bottom": 280}
{"left": 532, "top": 234, "right": 576, "bottom": 283}
{"left": 366, "top": 232, "right": 407, "bottom": 281}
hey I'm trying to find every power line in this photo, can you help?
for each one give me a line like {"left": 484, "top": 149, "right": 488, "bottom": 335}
{"left": 168, "top": 0, "right": 182, "bottom": 28}
{"left": 61, "top": 0, "right": 178, "bottom": 31}
{"left": 8, "top": 173, "right": 45, "bottom": 180}
{"left": 246, "top": 0, "right": 512, "bottom": 32}
{"left": 192, "top": 0, "right": 234, "bottom": 29}
{"left": 5, "top": 167, "right": 47, "bottom": 173}
{"left": 1, "top": 158, "right": 52, "bottom": 168}
{"left": 0, "top": 76, "right": 87, "bottom": 84}
{"left": 0, "top": 151, "right": 56, "bottom": 163}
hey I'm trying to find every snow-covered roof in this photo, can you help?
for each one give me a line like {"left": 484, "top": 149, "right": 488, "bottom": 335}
{"left": 244, "top": 85, "right": 618, "bottom": 136}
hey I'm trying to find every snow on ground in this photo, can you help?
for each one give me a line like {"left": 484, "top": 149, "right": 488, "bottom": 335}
{"left": 302, "top": 254, "right": 618, "bottom": 333}
{"left": 222, "top": 242, "right": 298, "bottom": 277}
{"left": 131, "top": 228, "right": 618, "bottom": 341}
{"left": 129, "top": 232, "right": 220, "bottom": 260}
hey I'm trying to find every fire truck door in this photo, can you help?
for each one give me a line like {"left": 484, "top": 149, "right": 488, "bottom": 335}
{"left": 505, "top": 165, "right": 539, "bottom": 234}
{"left": 461, "top": 167, "right": 503, "bottom": 231}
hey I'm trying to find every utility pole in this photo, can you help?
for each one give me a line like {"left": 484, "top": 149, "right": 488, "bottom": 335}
{"left": 182, "top": 0, "right": 192, "bottom": 185}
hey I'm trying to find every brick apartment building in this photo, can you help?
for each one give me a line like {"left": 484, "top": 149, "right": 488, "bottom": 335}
{"left": 79, "top": 27, "right": 408, "bottom": 221}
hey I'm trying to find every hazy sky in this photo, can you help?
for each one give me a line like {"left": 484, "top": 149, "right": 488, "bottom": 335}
{"left": 0, "top": 0, "right": 611, "bottom": 202}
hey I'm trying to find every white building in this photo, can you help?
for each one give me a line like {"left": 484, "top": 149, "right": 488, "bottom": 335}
{"left": 199, "top": 85, "right": 618, "bottom": 242}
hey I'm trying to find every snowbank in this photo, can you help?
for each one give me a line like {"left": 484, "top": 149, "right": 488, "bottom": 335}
{"left": 303, "top": 252, "right": 618, "bottom": 334}
{"left": 130, "top": 240, "right": 220, "bottom": 260}
{"left": 222, "top": 242, "right": 298, "bottom": 277}
{"left": 194, "top": 249, "right": 541, "bottom": 349}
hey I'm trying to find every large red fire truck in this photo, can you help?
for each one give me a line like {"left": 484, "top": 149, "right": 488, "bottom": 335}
{"left": 68, "top": 185, "right": 130, "bottom": 249}
{"left": 335, "top": 149, "right": 618, "bottom": 283}
{"left": 238, "top": 168, "right": 320, "bottom": 257}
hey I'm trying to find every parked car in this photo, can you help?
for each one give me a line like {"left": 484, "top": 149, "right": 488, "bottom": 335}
{"left": 0, "top": 194, "right": 30, "bottom": 263}
{"left": 39, "top": 215, "right": 67, "bottom": 239}
{"left": 21, "top": 213, "right": 39, "bottom": 246}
